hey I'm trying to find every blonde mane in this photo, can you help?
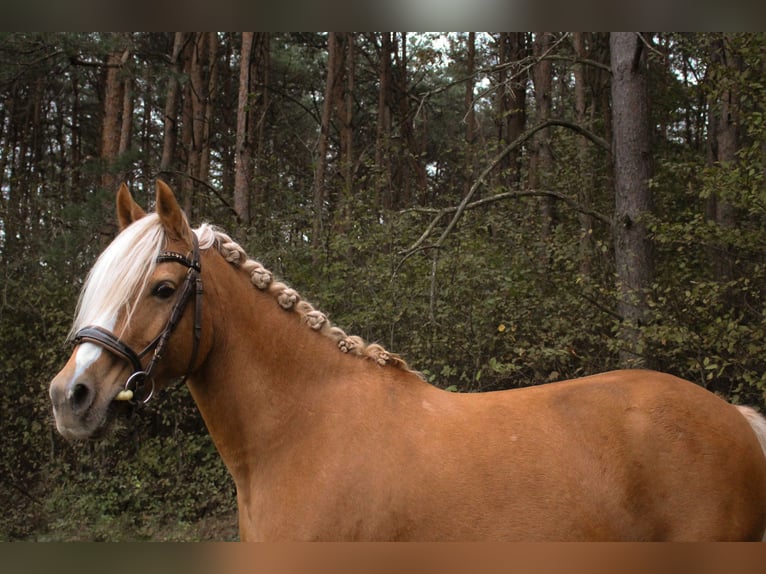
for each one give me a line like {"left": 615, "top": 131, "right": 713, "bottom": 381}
{"left": 72, "top": 216, "right": 412, "bottom": 372}
{"left": 71, "top": 214, "right": 164, "bottom": 338}
{"left": 195, "top": 223, "right": 413, "bottom": 372}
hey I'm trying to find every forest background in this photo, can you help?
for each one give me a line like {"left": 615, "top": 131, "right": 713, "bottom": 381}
{"left": 1, "top": 32, "right": 766, "bottom": 541}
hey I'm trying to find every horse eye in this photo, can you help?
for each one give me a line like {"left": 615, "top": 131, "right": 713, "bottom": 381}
{"left": 152, "top": 282, "right": 176, "bottom": 300}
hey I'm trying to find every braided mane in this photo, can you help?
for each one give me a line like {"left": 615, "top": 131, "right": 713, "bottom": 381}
{"left": 195, "top": 224, "right": 414, "bottom": 373}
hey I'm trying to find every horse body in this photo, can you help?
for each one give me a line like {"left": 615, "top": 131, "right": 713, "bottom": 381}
{"left": 49, "top": 182, "right": 766, "bottom": 541}
{"left": 197, "top": 326, "right": 766, "bottom": 539}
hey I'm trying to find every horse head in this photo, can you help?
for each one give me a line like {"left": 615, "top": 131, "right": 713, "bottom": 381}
{"left": 49, "top": 181, "right": 205, "bottom": 440}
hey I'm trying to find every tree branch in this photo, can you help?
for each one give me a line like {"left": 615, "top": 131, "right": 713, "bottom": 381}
{"left": 400, "top": 117, "right": 610, "bottom": 257}
{"left": 406, "top": 189, "right": 611, "bottom": 226}
{"left": 157, "top": 170, "right": 240, "bottom": 221}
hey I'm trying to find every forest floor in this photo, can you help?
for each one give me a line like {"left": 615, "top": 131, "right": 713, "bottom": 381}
{"left": 7, "top": 509, "right": 239, "bottom": 542}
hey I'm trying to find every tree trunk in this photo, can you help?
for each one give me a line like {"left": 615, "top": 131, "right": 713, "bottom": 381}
{"left": 336, "top": 32, "right": 355, "bottom": 231}
{"left": 252, "top": 33, "right": 271, "bottom": 209}
{"left": 70, "top": 70, "right": 82, "bottom": 193}
{"left": 610, "top": 32, "right": 654, "bottom": 368}
{"left": 464, "top": 32, "right": 476, "bottom": 198}
{"left": 393, "top": 32, "right": 410, "bottom": 207}
{"left": 118, "top": 74, "right": 133, "bottom": 157}
{"left": 573, "top": 32, "right": 594, "bottom": 276}
{"left": 530, "top": 32, "right": 555, "bottom": 238}
{"left": 341, "top": 34, "right": 354, "bottom": 194}
{"left": 709, "top": 34, "right": 740, "bottom": 280}
{"left": 375, "top": 33, "right": 394, "bottom": 210}
{"left": 199, "top": 32, "right": 218, "bottom": 186}
{"left": 181, "top": 32, "right": 217, "bottom": 216}
{"left": 160, "top": 32, "right": 186, "bottom": 177}
{"left": 234, "top": 32, "right": 255, "bottom": 224}
{"left": 179, "top": 35, "right": 196, "bottom": 212}
{"left": 494, "top": 33, "right": 527, "bottom": 186}
{"left": 313, "top": 32, "right": 341, "bottom": 250}
{"left": 508, "top": 34, "right": 528, "bottom": 186}
{"left": 100, "top": 39, "right": 129, "bottom": 191}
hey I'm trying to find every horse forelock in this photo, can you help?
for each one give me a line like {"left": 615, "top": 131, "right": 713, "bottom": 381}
{"left": 196, "top": 223, "right": 417, "bottom": 374}
{"left": 70, "top": 214, "right": 165, "bottom": 340}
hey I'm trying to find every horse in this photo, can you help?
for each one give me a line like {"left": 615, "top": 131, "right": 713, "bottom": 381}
{"left": 49, "top": 180, "right": 766, "bottom": 541}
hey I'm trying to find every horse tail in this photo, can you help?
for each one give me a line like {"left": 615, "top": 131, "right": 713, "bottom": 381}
{"left": 735, "top": 405, "right": 766, "bottom": 541}
{"left": 736, "top": 405, "right": 766, "bottom": 458}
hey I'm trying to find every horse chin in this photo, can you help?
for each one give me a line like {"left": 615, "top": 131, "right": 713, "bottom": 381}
{"left": 92, "top": 398, "right": 135, "bottom": 439}
{"left": 55, "top": 396, "right": 134, "bottom": 441}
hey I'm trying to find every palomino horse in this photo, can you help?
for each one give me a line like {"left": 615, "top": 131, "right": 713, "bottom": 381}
{"left": 50, "top": 181, "right": 766, "bottom": 541}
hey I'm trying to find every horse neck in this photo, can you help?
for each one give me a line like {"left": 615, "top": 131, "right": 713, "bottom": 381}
{"left": 185, "top": 250, "right": 360, "bottom": 477}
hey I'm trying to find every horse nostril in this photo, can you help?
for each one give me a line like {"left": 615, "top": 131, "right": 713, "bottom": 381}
{"left": 69, "top": 382, "right": 92, "bottom": 412}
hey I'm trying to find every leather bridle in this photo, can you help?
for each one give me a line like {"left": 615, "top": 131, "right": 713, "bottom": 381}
{"left": 72, "top": 234, "right": 203, "bottom": 404}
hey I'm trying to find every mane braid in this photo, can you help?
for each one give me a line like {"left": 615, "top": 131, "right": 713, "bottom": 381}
{"left": 194, "top": 224, "right": 415, "bottom": 373}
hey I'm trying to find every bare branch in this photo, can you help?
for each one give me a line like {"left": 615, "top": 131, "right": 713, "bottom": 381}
{"left": 406, "top": 189, "right": 611, "bottom": 226}
{"left": 636, "top": 32, "right": 665, "bottom": 61}
{"left": 415, "top": 33, "right": 611, "bottom": 121}
{"left": 540, "top": 54, "right": 612, "bottom": 74}
{"left": 158, "top": 170, "right": 240, "bottom": 221}
{"left": 400, "top": 117, "right": 610, "bottom": 257}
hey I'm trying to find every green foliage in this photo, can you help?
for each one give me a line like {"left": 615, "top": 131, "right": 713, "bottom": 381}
{"left": 3, "top": 32, "right": 766, "bottom": 542}
{"left": 36, "top": 431, "right": 236, "bottom": 541}
{"left": 644, "top": 275, "right": 766, "bottom": 405}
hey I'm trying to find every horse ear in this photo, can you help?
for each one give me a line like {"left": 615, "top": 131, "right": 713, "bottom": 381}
{"left": 155, "top": 180, "right": 192, "bottom": 242}
{"left": 116, "top": 183, "right": 146, "bottom": 230}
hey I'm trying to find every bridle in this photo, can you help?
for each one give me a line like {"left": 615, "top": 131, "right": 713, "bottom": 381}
{"left": 72, "top": 233, "right": 203, "bottom": 404}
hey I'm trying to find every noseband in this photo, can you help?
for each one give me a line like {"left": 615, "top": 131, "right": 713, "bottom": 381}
{"left": 72, "top": 233, "right": 203, "bottom": 404}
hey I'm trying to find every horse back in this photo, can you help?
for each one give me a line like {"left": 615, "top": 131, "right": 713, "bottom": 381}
{"left": 242, "top": 368, "right": 766, "bottom": 541}
{"left": 400, "top": 369, "right": 766, "bottom": 540}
